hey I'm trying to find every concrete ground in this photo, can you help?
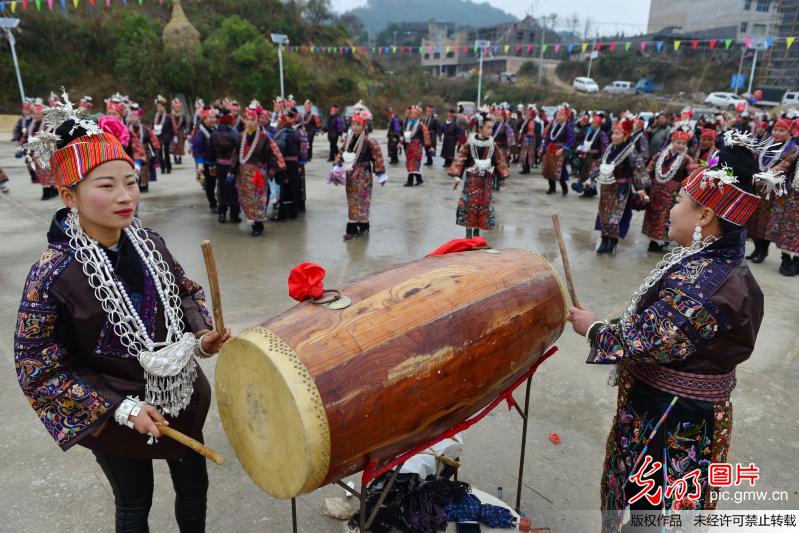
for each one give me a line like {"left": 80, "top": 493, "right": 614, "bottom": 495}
{"left": 0, "top": 133, "right": 797, "bottom": 532}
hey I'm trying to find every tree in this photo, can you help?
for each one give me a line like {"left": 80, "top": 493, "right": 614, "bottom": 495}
{"left": 303, "top": 0, "right": 334, "bottom": 26}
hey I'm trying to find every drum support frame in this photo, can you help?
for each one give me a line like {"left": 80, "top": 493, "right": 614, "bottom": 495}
{"left": 289, "top": 345, "right": 559, "bottom": 532}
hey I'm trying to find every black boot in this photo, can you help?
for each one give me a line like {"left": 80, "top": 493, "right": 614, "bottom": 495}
{"left": 425, "top": 155, "right": 433, "bottom": 166}
{"left": 560, "top": 178, "right": 568, "bottom": 196}
{"left": 520, "top": 164, "right": 531, "bottom": 175}
{"left": 251, "top": 221, "right": 264, "bottom": 237}
{"left": 343, "top": 222, "right": 359, "bottom": 240}
{"left": 229, "top": 209, "right": 242, "bottom": 224}
{"left": 751, "top": 239, "right": 771, "bottom": 264}
{"left": 545, "top": 180, "right": 556, "bottom": 194}
{"left": 607, "top": 237, "right": 619, "bottom": 255}
{"left": 404, "top": 174, "right": 414, "bottom": 187}
{"left": 466, "top": 228, "right": 473, "bottom": 238}
{"left": 473, "top": 228, "right": 480, "bottom": 237}
{"left": 357, "top": 222, "right": 370, "bottom": 235}
{"left": 40, "top": 188, "right": 50, "bottom": 201}
{"left": 779, "top": 253, "right": 798, "bottom": 276}
{"left": 415, "top": 173, "right": 423, "bottom": 185}
{"left": 648, "top": 240, "right": 666, "bottom": 253}
{"left": 596, "top": 237, "right": 609, "bottom": 254}
{"left": 217, "top": 208, "right": 227, "bottom": 223}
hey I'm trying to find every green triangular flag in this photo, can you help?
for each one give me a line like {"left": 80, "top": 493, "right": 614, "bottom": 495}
{"left": 542, "top": 44, "right": 549, "bottom": 54}
{"left": 724, "top": 39, "right": 733, "bottom": 49}
{"left": 35, "top": 0, "right": 41, "bottom": 9}
{"left": 625, "top": 42, "right": 632, "bottom": 51}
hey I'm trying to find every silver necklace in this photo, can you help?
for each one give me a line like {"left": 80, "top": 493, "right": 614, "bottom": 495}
{"left": 654, "top": 146, "right": 687, "bottom": 184}
{"left": 65, "top": 212, "right": 197, "bottom": 416}
{"left": 467, "top": 133, "right": 495, "bottom": 174}
{"left": 239, "top": 128, "right": 261, "bottom": 165}
{"left": 153, "top": 112, "right": 165, "bottom": 127}
{"left": 597, "top": 140, "right": 636, "bottom": 185}
{"left": 549, "top": 121, "right": 565, "bottom": 141}
{"left": 759, "top": 137, "right": 788, "bottom": 171}
{"left": 198, "top": 124, "right": 211, "bottom": 140}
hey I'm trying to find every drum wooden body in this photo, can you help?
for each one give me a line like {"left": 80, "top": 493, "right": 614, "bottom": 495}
{"left": 216, "top": 249, "right": 567, "bottom": 499}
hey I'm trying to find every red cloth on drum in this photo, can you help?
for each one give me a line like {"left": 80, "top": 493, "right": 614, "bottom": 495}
{"left": 288, "top": 262, "right": 326, "bottom": 302}
{"left": 426, "top": 237, "right": 488, "bottom": 257}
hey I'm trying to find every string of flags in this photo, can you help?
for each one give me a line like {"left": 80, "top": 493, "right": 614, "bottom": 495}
{"left": 0, "top": 0, "right": 163, "bottom": 11}
{"left": 2, "top": 0, "right": 794, "bottom": 54}
{"left": 287, "top": 36, "right": 795, "bottom": 56}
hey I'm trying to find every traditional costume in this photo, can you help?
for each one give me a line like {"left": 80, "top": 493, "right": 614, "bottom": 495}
{"left": 491, "top": 112, "right": 516, "bottom": 174}
{"left": 127, "top": 111, "right": 160, "bottom": 193}
{"left": 234, "top": 108, "right": 286, "bottom": 236}
{"left": 587, "top": 142, "right": 775, "bottom": 533}
{"left": 573, "top": 114, "right": 609, "bottom": 197}
{"left": 273, "top": 111, "right": 303, "bottom": 221}
{"left": 170, "top": 98, "right": 188, "bottom": 165}
{"left": 767, "top": 151, "right": 799, "bottom": 275}
{"left": 518, "top": 107, "right": 540, "bottom": 175}
{"left": 448, "top": 127, "right": 510, "bottom": 237}
{"left": 688, "top": 128, "right": 719, "bottom": 172}
{"left": 210, "top": 108, "right": 242, "bottom": 224}
{"left": 595, "top": 119, "right": 637, "bottom": 254}
{"left": 153, "top": 95, "right": 174, "bottom": 175}
{"left": 17, "top": 96, "right": 216, "bottom": 531}
{"left": 541, "top": 108, "right": 575, "bottom": 195}
{"left": 191, "top": 108, "right": 217, "bottom": 212}
{"left": 746, "top": 119, "right": 798, "bottom": 263}
{"left": 642, "top": 132, "right": 694, "bottom": 250}
{"left": 402, "top": 106, "right": 433, "bottom": 187}
{"left": 23, "top": 105, "right": 58, "bottom": 200}
{"left": 329, "top": 111, "right": 387, "bottom": 240}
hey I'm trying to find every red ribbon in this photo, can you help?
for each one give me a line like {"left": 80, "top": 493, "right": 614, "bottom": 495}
{"left": 252, "top": 170, "right": 265, "bottom": 191}
{"left": 426, "top": 237, "right": 488, "bottom": 257}
{"left": 288, "top": 262, "right": 326, "bottom": 302}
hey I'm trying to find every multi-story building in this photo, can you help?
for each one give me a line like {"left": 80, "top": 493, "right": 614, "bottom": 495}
{"left": 420, "top": 16, "right": 560, "bottom": 77}
{"left": 647, "top": 0, "right": 779, "bottom": 41}
{"left": 760, "top": 0, "right": 799, "bottom": 87}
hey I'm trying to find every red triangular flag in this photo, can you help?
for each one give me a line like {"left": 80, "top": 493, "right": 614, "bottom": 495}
{"left": 595, "top": 42, "right": 602, "bottom": 52}
{"left": 709, "top": 39, "right": 717, "bottom": 49}
{"left": 609, "top": 42, "right": 617, "bottom": 52}
{"left": 692, "top": 40, "right": 698, "bottom": 49}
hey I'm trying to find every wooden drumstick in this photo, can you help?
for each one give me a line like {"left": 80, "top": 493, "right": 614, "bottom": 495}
{"left": 200, "top": 240, "right": 225, "bottom": 337}
{"left": 551, "top": 214, "right": 580, "bottom": 308}
{"left": 155, "top": 423, "right": 225, "bottom": 465}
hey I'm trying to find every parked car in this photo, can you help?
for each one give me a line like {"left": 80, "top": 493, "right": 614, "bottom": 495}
{"left": 781, "top": 91, "right": 799, "bottom": 106}
{"left": 498, "top": 71, "right": 517, "bottom": 83}
{"left": 704, "top": 92, "right": 747, "bottom": 109}
{"left": 573, "top": 77, "right": 599, "bottom": 93}
{"left": 635, "top": 78, "right": 663, "bottom": 94}
{"left": 744, "top": 85, "right": 789, "bottom": 108}
{"left": 603, "top": 80, "right": 635, "bottom": 95}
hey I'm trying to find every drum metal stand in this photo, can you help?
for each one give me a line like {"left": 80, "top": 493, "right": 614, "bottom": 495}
{"left": 289, "top": 345, "right": 558, "bottom": 532}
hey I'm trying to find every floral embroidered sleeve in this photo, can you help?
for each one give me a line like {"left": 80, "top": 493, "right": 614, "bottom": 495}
{"left": 421, "top": 123, "right": 432, "bottom": 149}
{"left": 448, "top": 142, "right": 470, "bottom": 178}
{"left": 494, "top": 141, "right": 511, "bottom": 178}
{"left": 15, "top": 252, "right": 116, "bottom": 450}
{"left": 587, "top": 287, "right": 721, "bottom": 365}
{"left": 369, "top": 138, "right": 387, "bottom": 177}
{"left": 267, "top": 137, "right": 287, "bottom": 171}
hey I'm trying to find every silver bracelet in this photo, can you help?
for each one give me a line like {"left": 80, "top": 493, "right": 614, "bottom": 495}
{"left": 114, "top": 396, "right": 144, "bottom": 429}
{"left": 193, "top": 334, "right": 216, "bottom": 358}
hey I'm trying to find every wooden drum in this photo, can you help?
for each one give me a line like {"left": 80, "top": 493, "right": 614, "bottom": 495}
{"left": 215, "top": 248, "right": 567, "bottom": 499}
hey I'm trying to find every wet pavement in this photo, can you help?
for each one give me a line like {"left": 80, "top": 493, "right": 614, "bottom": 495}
{"left": 1, "top": 133, "right": 797, "bottom": 532}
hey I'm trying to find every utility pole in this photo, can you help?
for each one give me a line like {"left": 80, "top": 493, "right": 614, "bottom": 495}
{"left": 587, "top": 34, "right": 598, "bottom": 77}
{"left": 1, "top": 18, "right": 25, "bottom": 104}
{"left": 476, "top": 39, "right": 491, "bottom": 108}
{"left": 271, "top": 34, "right": 289, "bottom": 100}
{"left": 537, "top": 17, "right": 545, "bottom": 84}
{"left": 747, "top": 46, "right": 759, "bottom": 95}
{"left": 735, "top": 46, "right": 746, "bottom": 95}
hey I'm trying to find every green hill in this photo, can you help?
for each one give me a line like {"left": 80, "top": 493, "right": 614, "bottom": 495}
{"left": 345, "top": 0, "right": 517, "bottom": 35}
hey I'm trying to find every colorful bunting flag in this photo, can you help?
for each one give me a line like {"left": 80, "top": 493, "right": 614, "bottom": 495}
{"left": 625, "top": 42, "right": 632, "bottom": 51}
{"left": 674, "top": 40, "right": 681, "bottom": 51}
{"left": 582, "top": 42, "right": 588, "bottom": 53}
{"left": 542, "top": 44, "right": 549, "bottom": 54}
{"left": 656, "top": 41, "right": 664, "bottom": 52}
{"left": 709, "top": 39, "right": 717, "bottom": 49}
{"left": 745, "top": 38, "right": 752, "bottom": 48}
{"left": 724, "top": 38, "right": 733, "bottom": 49}
{"left": 691, "top": 40, "right": 698, "bottom": 49}
{"left": 504, "top": 44, "right": 510, "bottom": 53}
{"left": 641, "top": 41, "right": 647, "bottom": 51}
{"left": 788, "top": 36, "right": 796, "bottom": 49}
{"left": 567, "top": 43, "right": 574, "bottom": 53}
{"left": 609, "top": 42, "right": 617, "bottom": 52}
{"left": 554, "top": 43, "right": 561, "bottom": 53}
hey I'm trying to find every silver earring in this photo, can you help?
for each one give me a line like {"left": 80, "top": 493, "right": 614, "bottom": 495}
{"left": 692, "top": 225, "right": 703, "bottom": 248}
{"left": 70, "top": 207, "right": 77, "bottom": 214}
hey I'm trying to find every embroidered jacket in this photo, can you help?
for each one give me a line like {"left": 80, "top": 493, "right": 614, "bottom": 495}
{"left": 14, "top": 209, "right": 213, "bottom": 457}
{"left": 586, "top": 230, "right": 763, "bottom": 400}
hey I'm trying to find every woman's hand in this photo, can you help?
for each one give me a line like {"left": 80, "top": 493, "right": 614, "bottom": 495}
{"left": 129, "top": 404, "right": 168, "bottom": 438}
{"left": 568, "top": 305, "right": 597, "bottom": 337}
{"left": 200, "top": 327, "right": 232, "bottom": 354}
{"left": 452, "top": 177, "right": 461, "bottom": 190}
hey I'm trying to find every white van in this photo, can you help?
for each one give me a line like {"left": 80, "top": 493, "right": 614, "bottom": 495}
{"left": 603, "top": 80, "right": 635, "bottom": 95}
{"left": 782, "top": 91, "right": 799, "bottom": 106}
{"left": 573, "top": 77, "right": 599, "bottom": 93}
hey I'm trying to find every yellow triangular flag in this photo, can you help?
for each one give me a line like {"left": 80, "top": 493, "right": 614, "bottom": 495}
{"left": 445, "top": 46, "right": 451, "bottom": 54}
{"left": 581, "top": 42, "right": 588, "bottom": 53}
{"left": 787, "top": 36, "right": 796, "bottom": 49}
{"left": 10, "top": 0, "right": 17, "bottom": 12}
{"left": 73, "top": 0, "right": 78, "bottom": 6}
{"left": 674, "top": 40, "right": 681, "bottom": 50}
{"left": 503, "top": 44, "right": 510, "bottom": 53}
{"left": 392, "top": 46, "right": 397, "bottom": 54}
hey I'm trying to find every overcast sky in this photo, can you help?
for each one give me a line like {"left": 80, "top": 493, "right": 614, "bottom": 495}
{"left": 331, "top": 0, "right": 652, "bottom": 36}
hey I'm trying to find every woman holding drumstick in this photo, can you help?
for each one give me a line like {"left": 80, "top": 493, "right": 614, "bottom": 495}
{"left": 15, "top": 92, "right": 230, "bottom": 532}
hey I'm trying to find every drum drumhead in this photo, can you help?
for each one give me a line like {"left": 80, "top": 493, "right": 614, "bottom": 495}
{"left": 215, "top": 327, "right": 331, "bottom": 499}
